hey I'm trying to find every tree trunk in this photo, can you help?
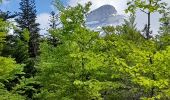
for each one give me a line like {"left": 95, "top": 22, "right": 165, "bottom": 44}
{"left": 147, "top": 12, "right": 150, "bottom": 39}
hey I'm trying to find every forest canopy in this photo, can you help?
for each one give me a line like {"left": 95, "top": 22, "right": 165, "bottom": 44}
{"left": 0, "top": 0, "right": 170, "bottom": 100}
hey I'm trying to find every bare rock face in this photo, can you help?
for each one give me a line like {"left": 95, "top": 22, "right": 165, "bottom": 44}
{"left": 86, "top": 5, "right": 117, "bottom": 22}
{"left": 86, "top": 5, "right": 124, "bottom": 28}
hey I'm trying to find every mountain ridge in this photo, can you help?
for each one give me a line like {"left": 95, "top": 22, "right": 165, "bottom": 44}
{"left": 86, "top": 5, "right": 124, "bottom": 28}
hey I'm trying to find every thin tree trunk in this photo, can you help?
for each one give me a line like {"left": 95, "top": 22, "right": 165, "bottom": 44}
{"left": 149, "top": 56, "right": 155, "bottom": 98}
{"left": 147, "top": 12, "right": 150, "bottom": 39}
{"left": 147, "top": 0, "right": 151, "bottom": 39}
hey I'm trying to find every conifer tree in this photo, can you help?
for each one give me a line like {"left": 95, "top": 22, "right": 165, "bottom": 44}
{"left": 15, "top": 0, "right": 40, "bottom": 58}
{"left": 157, "top": 8, "right": 170, "bottom": 50}
{"left": 49, "top": 11, "right": 59, "bottom": 29}
{"left": 48, "top": 11, "right": 60, "bottom": 47}
{"left": 0, "top": 17, "right": 24, "bottom": 99}
{"left": 14, "top": 0, "right": 39, "bottom": 78}
{"left": 0, "top": 10, "right": 18, "bottom": 21}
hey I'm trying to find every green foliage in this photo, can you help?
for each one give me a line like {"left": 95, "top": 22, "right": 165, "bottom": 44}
{"left": 35, "top": 2, "right": 119, "bottom": 100}
{"left": 0, "top": 87, "right": 25, "bottom": 100}
{"left": 159, "top": 8, "right": 170, "bottom": 34}
{"left": 123, "top": 44, "right": 170, "bottom": 99}
{"left": 126, "top": 0, "right": 167, "bottom": 14}
{"left": 0, "top": 15, "right": 25, "bottom": 100}
{"left": 28, "top": 2, "right": 170, "bottom": 99}
{"left": 53, "top": 0, "right": 65, "bottom": 11}
{"left": 2, "top": 31, "right": 29, "bottom": 63}
{"left": 60, "top": 2, "right": 91, "bottom": 32}
{"left": 0, "top": 57, "right": 23, "bottom": 80}
{"left": 1, "top": 1, "right": 170, "bottom": 100}
{"left": 157, "top": 7, "right": 170, "bottom": 50}
{"left": 126, "top": 0, "right": 168, "bottom": 39}
{"left": 0, "top": 18, "right": 8, "bottom": 53}
{"left": 0, "top": 19, "right": 7, "bottom": 42}
{"left": 0, "top": 57, "right": 25, "bottom": 100}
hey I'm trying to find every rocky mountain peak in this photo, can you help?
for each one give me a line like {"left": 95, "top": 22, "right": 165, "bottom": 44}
{"left": 86, "top": 5, "right": 124, "bottom": 28}
{"left": 86, "top": 5, "right": 117, "bottom": 22}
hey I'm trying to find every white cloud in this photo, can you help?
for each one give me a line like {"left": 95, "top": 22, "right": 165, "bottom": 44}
{"left": 36, "top": 13, "right": 51, "bottom": 35}
{"left": 165, "top": 0, "right": 170, "bottom": 5}
{"left": 68, "top": 0, "right": 170, "bottom": 14}
{"left": 7, "top": 18, "right": 17, "bottom": 35}
{"left": 68, "top": 0, "right": 127, "bottom": 14}
{"left": 135, "top": 0, "right": 170, "bottom": 34}
{"left": 2, "top": 0, "right": 11, "bottom": 5}
{"left": 68, "top": 0, "right": 170, "bottom": 34}
{"left": 50, "top": 5, "right": 55, "bottom": 11}
{"left": 7, "top": 13, "right": 51, "bottom": 35}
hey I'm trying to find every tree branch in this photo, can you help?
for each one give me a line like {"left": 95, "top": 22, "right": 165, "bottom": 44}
{"left": 140, "top": 9, "right": 148, "bottom": 14}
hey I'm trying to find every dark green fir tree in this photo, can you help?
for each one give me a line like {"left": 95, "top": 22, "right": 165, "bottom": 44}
{"left": 15, "top": 0, "right": 40, "bottom": 77}
{"left": 15, "top": 0, "right": 40, "bottom": 58}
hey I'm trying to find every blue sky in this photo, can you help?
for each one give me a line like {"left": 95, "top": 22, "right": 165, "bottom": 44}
{"left": 0, "top": 0, "right": 69, "bottom": 34}
{"left": 0, "top": 0, "right": 67, "bottom": 14}
{"left": 0, "top": 0, "right": 170, "bottom": 34}
{"left": 0, "top": 0, "right": 127, "bottom": 34}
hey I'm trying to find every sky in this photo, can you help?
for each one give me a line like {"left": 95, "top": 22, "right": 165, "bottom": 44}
{"left": 0, "top": 0, "right": 170, "bottom": 34}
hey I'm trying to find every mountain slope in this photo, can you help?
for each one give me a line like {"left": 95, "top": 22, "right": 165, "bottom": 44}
{"left": 86, "top": 5, "right": 124, "bottom": 28}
